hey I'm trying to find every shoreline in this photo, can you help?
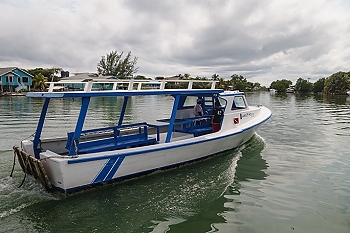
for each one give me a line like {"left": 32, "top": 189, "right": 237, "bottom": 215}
{"left": 0, "top": 92, "right": 26, "bottom": 97}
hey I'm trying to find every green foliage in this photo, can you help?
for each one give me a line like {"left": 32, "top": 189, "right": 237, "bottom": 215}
{"left": 97, "top": 51, "right": 138, "bottom": 78}
{"left": 270, "top": 79, "right": 292, "bottom": 92}
{"left": 217, "top": 78, "right": 230, "bottom": 90}
{"left": 230, "top": 74, "right": 248, "bottom": 91}
{"left": 313, "top": 78, "right": 325, "bottom": 93}
{"left": 134, "top": 75, "right": 150, "bottom": 80}
{"left": 26, "top": 67, "right": 61, "bottom": 82}
{"left": 295, "top": 78, "right": 313, "bottom": 93}
{"left": 212, "top": 73, "right": 219, "bottom": 80}
{"left": 32, "top": 73, "right": 48, "bottom": 91}
{"left": 162, "top": 73, "right": 259, "bottom": 91}
{"left": 324, "top": 71, "right": 350, "bottom": 94}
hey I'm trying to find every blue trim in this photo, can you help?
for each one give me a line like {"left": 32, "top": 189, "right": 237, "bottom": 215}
{"left": 68, "top": 97, "right": 90, "bottom": 156}
{"left": 33, "top": 98, "right": 50, "bottom": 159}
{"left": 92, "top": 156, "right": 125, "bottom": 183}
{"left": 118, "top": 96, "right": 128, "bottom": 126}
{"left": 68, "top": 111, "right": 271, "bottom": 164}
{"left": 106, "top": 156, "right": 124, "bottom": 180}
{"left": 166, "top": 95, "right": 180, "bottom": 143}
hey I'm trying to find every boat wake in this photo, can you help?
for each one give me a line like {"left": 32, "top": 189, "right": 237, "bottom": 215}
{"left": 0, "top": 203, "right": 28, "bottom": 218}
{"left": 0, "top": 175, "right": 57, "bottom": 219}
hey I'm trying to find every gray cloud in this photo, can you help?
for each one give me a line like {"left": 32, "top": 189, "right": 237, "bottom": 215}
{"left": 0, "top": 0, "right": 349, "bottom": 86}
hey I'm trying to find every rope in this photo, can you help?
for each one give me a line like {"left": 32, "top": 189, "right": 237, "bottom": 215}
{"left": 18, "top": 172, "right": 27, "bottom": 188}
{"left": 9, "top": 150, "right": 16, "bottom": 177}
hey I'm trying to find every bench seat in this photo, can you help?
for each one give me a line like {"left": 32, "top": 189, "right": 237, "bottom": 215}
{"left": 192, "top": 127, "right": 213, "bottom": 137}
{"left": 78, "top": 137, "right": 157, "bottom": 154}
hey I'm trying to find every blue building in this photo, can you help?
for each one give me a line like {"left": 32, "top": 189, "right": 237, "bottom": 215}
{"left": 0, "top": 67, "right": 33, "bottom": 93}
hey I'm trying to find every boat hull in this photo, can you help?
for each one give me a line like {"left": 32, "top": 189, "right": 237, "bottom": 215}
{"left": 34, "top": 126, "right": 256, "bottom": 194}
{"left": 15, "top": 79, "right": 272, "bottom": 194}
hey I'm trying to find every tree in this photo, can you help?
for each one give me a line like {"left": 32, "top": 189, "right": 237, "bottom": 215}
{"left": 26, "top": 67, "right": 61, "bottom": 81}
{"left": 33, "top": 73, "right": 48, "bottom": 91}
{"left": 324, "top": 71, "right": 350, "bottom": 94}
{"left": 212, "top": 73, "right": 219, "bottom": 80}
{"left": 97, "top": 51, "right": 138, "bottom": 78}
{"left": 217, "top": 78, "right": 229, "bottom": 90}
{"left": 313, "top": 78, "right": 325, "bottom": 93}
{"left": 134, "top": 75, "right": 149, "bottom": 80}
{"left": 183, "top": 73, "right": 190, "bottom": 79}
{"left": 230, "top": 74, "right": 249, "bottom": 91}
{"left": 295, "top": 78, "right": 313, "bottom": 93}
{"left": 252, "top": 82, "right": 261, "bottom": 91}
{"left": 270, "top": 79, "right": 292, "bottom": 92}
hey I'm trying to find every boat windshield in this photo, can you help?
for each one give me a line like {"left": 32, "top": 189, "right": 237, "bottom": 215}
{"left": 232, "top": 96, "right": 247, "bottom": 109}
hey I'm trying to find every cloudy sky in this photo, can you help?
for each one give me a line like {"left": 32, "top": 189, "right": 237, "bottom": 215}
{"left": 0, "top": 0, "right": 349, "bottom": 86}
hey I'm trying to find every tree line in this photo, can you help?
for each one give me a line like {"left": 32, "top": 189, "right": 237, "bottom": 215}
{"left": 26, "top": 50, "right": 350, "bottom": 94}
{"left": 270, "top": 71, "right": 350, "bottom": 94}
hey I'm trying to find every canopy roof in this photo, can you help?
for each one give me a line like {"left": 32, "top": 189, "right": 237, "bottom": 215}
{"left": 26, "top": 80, "right": 225, "bottom": 98}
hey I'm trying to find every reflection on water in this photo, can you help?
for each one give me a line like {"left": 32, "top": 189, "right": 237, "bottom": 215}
{"left": 4, "top": 135, "right": 266, "bottom": 233}
{"left": 1, "top": 93, "right": 350, "bottom": 233}
{"left": 166, "top": 135, "right": 267, "bottom": 233}
{"left": 312, "top": 93, "right": 350, "bottom": 105}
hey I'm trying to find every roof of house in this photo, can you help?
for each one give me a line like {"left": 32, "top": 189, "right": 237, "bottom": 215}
{"left": 0, "top": 67, "right": 34, "bottom": 77}
{"left": 60, "top": 73, "right": 115, "bottom": 81}
{"left": 0, "top": 67, "right": 17, "bottom": 76}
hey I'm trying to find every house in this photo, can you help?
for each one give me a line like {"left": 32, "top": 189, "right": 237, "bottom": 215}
{"left": 59, "top": 72, "right": 116, "bottom": 90}
{"left": 0, "top": 67, "right": 33, "bottom": 93}
{"left": 59, "top": 72, "right": 161, "bottom": 90}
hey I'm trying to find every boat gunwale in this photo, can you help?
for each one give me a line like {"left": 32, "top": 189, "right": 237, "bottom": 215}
{"left": 37, "top": 106, "right": 271, "bottom": 164}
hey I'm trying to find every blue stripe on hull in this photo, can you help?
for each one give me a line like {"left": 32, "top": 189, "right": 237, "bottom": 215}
{"left": 92, "top": 156, "right": 125, "bottom": 184}
{"left": 105, "top": 156, "right": 125, "bottom": 180}
{"left": 55, "top": 145, "right": 237, "bottom": 195}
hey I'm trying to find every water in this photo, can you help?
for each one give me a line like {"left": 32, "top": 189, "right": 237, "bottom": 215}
{"left": 1, "top": 92, "right": 350, "bottom": 233}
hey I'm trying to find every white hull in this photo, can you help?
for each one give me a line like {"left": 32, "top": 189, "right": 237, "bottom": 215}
{"left": 22, "top": 105, "right": 270, "bottom": 194}
{"left": 15, "top": 80, "right": 271, "bottom": 194}
{"left": 40, "top": 129, "right": 255, "bottom": 193}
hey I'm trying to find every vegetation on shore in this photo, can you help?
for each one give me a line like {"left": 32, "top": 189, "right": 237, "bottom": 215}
{"left": 24, "top": 51, "right": 350, "bottom": 94}
{"left": 270, "top": 71, "right": 350, "bottom": 94}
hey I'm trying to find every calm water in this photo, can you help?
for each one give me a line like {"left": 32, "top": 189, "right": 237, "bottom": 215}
{"left": 0, "top": 92, "right": 350, "bottom": 233}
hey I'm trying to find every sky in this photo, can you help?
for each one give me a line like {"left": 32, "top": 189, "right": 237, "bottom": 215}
{"left": 0, "top": 0, "right": 349, "bottom": 86}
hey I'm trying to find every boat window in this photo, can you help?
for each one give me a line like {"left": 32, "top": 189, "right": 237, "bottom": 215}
{"left": 183, "top": 96, "right": 200, "bottom": 107}
{"left": 217, "top": 97, "right": 226, "bottom": 107}
{"left": 232, "top": 96, "right": 247, "bottom": 109}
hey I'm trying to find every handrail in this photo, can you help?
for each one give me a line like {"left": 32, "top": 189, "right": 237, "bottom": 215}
{"left": 46, "top": 79, "right": 219, "bottom": 93}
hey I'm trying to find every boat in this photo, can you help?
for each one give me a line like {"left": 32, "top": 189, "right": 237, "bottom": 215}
{"left": 13, "top": 79, "right": 271, "bottom": 194}
{"left": 286, "top": 85, "right": 295, "bottom": 93}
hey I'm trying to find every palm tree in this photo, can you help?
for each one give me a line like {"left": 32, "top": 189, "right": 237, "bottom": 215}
{"left": 211, "top": 73, "right": 219, "bottom": 81}
{"left": 33, "top": 73, "right": 48, "bottom": 91}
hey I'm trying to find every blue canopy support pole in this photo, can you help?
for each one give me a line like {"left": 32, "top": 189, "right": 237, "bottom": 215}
{"left": 165, "top": 95, "right": 180, "bottom": 143}
{"left": 68, "top": 97, "right": 91, "bottom": 156}
{"left": 118, "top": 96, "right": 129, "bottom": 126}
{"left": 33, "top": 98, "right": 51, "bottom": 159}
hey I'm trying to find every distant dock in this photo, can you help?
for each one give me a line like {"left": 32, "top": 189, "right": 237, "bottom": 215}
{"left": 0, "top": 92, "right": 26, "bottom": 97}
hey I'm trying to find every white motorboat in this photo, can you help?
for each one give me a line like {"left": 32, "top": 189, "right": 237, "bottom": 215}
{"left": 13, "top": 79, "right": 271, "bottom": 194}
